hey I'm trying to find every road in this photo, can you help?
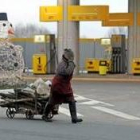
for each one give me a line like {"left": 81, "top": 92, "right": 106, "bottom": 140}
{"left": 0, "top": 81, "right": 140, "bottom": 140}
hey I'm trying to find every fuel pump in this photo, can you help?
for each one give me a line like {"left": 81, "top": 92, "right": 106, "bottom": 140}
{"left": 33, "top": 34, "right": 57, "bottom": 74}
{"left": 111, "top": 35, "right": 126, "bottom": 73}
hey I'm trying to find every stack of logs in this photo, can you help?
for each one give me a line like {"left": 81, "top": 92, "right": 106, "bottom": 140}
{"left": 0, "top": 88, "right": 49, "bottom": 114}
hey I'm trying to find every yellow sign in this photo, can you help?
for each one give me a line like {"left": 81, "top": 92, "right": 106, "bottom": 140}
{"left": 33, "top": 54, "right": 47, "bottom": 74}
{"left": 102, "top": 13, "right": 134, "bottom": 26}
{"left": 40, "top": 6, "right": 63, "bottom": 22}
{"left": 132, "top": 58, "right": 140, "bottom": 74}
{"left": 137, "top": 13, "right": 140, "bottom": 26}
{"left": 68, "top": 6, "right": 109, "bottom": 21}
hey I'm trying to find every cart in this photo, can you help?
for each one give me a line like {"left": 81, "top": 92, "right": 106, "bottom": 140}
{"left": 0, "top": 86, "right": 57, "bottom": 119}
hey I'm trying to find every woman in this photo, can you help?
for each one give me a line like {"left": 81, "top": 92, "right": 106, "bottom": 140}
{"left": 42, "top": 49, "right": 83, "bottom": 123}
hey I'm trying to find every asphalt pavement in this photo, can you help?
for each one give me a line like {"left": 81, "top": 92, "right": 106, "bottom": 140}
{"left": 0, "top": 81, "right": 140, "bottom": 140}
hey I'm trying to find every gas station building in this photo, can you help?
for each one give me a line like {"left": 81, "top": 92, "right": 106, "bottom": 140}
{"left": 25, "top": 0, "right": 140, "bottom": 75}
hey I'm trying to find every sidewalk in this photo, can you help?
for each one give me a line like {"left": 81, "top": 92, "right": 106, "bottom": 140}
{"left": 23, "top": 73, "right": 140, "bottom": 82}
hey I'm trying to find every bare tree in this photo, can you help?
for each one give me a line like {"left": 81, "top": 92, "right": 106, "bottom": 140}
{"left": 14, "top": 23, "right": 50, "bottom": 38}
{"left": 105, "top": 27, "right": 128, "bottom": 38}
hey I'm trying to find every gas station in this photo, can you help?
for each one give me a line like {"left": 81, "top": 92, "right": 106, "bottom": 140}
{"left": 38, "top": 0, "right": 140, "bottom": 75}
{"left": 1, "top": 1, "right": 140, "bottom": 139}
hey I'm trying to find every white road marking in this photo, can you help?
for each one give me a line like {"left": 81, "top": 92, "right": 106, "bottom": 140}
{"left": 74, "top": 95, "right": 87, "bottom": 101}
{"left": 0, "top": 90, "right": 139, "bottom": 121}
{"left": 59, "top": 107, "right": 83, "bottom": 117}
{"left": 79, "top": 100, "right": 100, "bottom": 105}
{"left": 79, "top": 100, "right": 114, "bottom": 106}
{"left": 75, "top": 94, "right": 114, "bottom": 107}
{"left": 92, "top": 106, "right": 140, "bottom": 121}
{"left": 98, "top": 102, "right": 114, "bottom": 107}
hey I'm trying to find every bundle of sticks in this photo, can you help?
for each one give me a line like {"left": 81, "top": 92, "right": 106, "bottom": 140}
{"left": 0, "top": 87, "right": 49, "bottom": 114}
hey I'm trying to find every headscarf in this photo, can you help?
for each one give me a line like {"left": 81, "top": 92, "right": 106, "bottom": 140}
{"left": 63, "top": 48, "right": 74, "bottom": 61}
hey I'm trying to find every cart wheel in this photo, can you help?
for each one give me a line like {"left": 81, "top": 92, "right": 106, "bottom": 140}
{"left": 25, "top": 110, "right": 34, "bottom": 119}
{"left": 6, "top": 108, "right": 15, "bottom": 119}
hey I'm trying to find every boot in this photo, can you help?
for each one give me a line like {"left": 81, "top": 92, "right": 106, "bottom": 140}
{"left": 69, "top": 101, "right": 83, "bottom": 123}
{"left": 42, "top": 104, "right": 53, "bottom": 122}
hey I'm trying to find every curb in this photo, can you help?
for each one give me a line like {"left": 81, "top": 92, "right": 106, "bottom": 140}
{"left": 23, "top": 76, "right": 140, "bottom": 82}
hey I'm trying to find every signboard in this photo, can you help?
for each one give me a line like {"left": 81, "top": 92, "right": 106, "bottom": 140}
{"left": 137, "top": 13, "right": 140, "bottom": 26}
{"left": 68, "top": 6, "right": 109, "bottom": 21}
{"left": 101, "top": 38, "right": 111, "bottom": 46}
{"left": 40, "top": 6, "right": 63, "bottom": 22}
{"left": 34, "top": 35, "right": 46, "bottom": 43}
{"left": 102, "top": 13, "right": 134, "bottom": 26}
{"left": 33, "top": 54, "right": 47, "bottom": 74}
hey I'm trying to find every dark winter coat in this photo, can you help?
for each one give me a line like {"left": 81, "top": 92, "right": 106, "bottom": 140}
{"left": 49, "top": 57, "right": 75, "bottom": 105}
